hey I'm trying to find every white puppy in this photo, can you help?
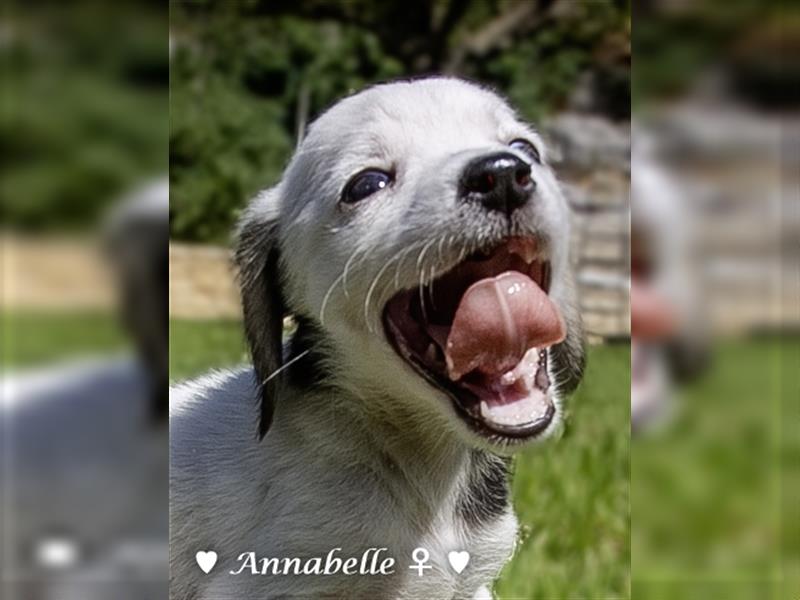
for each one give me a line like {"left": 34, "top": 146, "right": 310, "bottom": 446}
{"left": 170, "top": 78, "right": 584, "bottom": 600}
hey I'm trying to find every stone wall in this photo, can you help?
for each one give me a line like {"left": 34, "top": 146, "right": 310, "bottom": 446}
{"left": 2, "top": 234, "right": 116, "bottom": 311}
{"left": 12, "top": 109, "right": 794, "bottom": 339}
{"left": 169, "top": 243, "right": 240, "bottom": 319}
{"left": 545, "top": 114, "right": 631, "bottom": 342}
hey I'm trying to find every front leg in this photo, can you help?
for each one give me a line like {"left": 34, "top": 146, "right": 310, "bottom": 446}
{"left": 473, "top": 584, "right": 493, "bottom": 600}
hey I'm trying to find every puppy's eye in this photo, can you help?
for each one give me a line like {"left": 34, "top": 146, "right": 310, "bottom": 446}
{"left": 342, "top": 170, "right": 393, "bottom": 204}
{"left": 509, "top": 139, "right": 541, "bottom": 164}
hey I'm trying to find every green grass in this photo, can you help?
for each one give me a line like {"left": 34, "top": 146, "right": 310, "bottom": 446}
{"left": 2, "top": 310, "right": 127, "bottom": 370}
{"left": 169, "top": 321, "right": 798, "bottom": 599}
{"left": 14, "top": 311, "right": 796, "bottom": 598}
{"left": 170, "top": 318, "right": 631, "bottom": 599}
{"left": 495, "top": 343, "right": 630, "bottom": 599}
{"left": 632, "top": 337, "right": 800, "bottom": 600}
{"left": 169, "top": 319, "right": 249, "bottom": 381}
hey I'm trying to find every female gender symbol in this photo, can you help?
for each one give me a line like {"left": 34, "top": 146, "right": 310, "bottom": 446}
{"left": 409, "top": 547, "right": 431, "bottom": 576}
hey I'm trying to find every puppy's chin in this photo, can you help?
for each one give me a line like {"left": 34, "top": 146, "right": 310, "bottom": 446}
{"left": 387, "top": 344, "right": 567, "bottom": 454}
{"left": 459, "top": 399, "right": 565, "bottom": 456}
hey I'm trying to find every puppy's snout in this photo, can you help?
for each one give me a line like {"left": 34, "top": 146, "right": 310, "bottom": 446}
{"left": 460, "top": 152, "right": 534, "bottom": 216}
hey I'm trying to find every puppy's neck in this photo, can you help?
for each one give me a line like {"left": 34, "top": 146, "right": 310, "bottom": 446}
{"left": 275, "top": 316, "right": 510, "bottom": 521}
{"left": 274, "top": 382, "right": 471, "bottom": 507}
{"left": 283, "top": 315, "right": 466, "bottom": 466}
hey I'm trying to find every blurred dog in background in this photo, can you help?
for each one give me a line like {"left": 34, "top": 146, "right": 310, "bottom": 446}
{"left": 2, "top": 180, "right": 168, "bottom": 600}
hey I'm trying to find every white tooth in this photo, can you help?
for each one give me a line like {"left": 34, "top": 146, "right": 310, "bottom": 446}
{"left": 500, "top": 370, "right": 516, "bottom": 385}
{"left": 521, "top": 245, "right": 537, "bottom": 263}
{"left": 425, "top": 343, "right": 438, "bottom": 363}
{"left": 480, "top": 395, "right": 549, "bottom": 427}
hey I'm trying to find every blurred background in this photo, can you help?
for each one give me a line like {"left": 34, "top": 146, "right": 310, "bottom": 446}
{"left": 2, "top": 1, "right": 168, "bottom": 598}
{"left": 3, "top": 0, "right": 796, "bottom": 599}
{"left": 631, "top": 1, "right": 799, "bottom": 599}
{"left": 170, "top": 1, "right": 631, "bottom": 599}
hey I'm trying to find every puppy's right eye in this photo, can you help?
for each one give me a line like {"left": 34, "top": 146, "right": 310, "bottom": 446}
{"left": 342, "top": 170, "right": 393, "bottom": 204}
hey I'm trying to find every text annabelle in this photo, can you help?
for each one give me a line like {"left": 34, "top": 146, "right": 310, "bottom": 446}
{"left": 229, "top": 548, "right": 395, "bottom": 576}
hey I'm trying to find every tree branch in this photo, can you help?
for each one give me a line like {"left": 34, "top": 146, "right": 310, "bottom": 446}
{"left": 444, "top": 0, "right": 553, "bottom": 73}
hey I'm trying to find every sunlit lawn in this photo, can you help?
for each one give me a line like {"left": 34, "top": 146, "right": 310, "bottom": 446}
{"left": 169, "top": 322, "right": 799, "bottom": 599}
{"left": 2, "top": 310, "right": 127, "bottom": 370}
{"left": 632, "top": 337, "right": 799, "bottom": 600}
{"left": 170, "top": 318, "right": 632, "bottom": 599}
{"left": 13, "top": 311, "right": 795, "bottom": 599}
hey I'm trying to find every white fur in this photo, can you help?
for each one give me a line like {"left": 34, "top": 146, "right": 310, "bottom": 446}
{"left": 3, "top": 357, "right": 168, "bottom": 599}
{"left": 171, "top": 368, "right": 517, "bottom": 599}
{"left": 170, "top": 78, "right": 582, "bottom": 599}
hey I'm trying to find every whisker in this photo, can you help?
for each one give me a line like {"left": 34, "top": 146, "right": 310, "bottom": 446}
{"left": 261, "top": 350, "right": 311, "bottom": 386}
{"left": 361, "top": 240, "right": 425, "bottom": 333}
{"left": 319, "top": 246, "right": 367, "bottom": 325}
{"left": 363, "top": 251, "right": 409, "bottom": 333}
{"left": 415, "top": 239, "right": 437, "bottom": 283}
{"left": 415, "top": 239, "right": 437, "bottom": 324}
{"left": 319, "top": 269, "right": 348, "bottom": 327}
{"left": 426, "top": 234, "right": 447, "bottom": 312}
{"left": 341, "top": 245, "right": 364, "bottom": 299}
{"left": 393, "top": 243, "right": 421, "bottom": 291}
{"left": 436, "top": 235, "right": 446, "bottom": 265}
{"left": 425, "top": 267, "right": 436, "bottom": 313}
{"left": 418, "top": 282, "right": 428, "bottom": 327}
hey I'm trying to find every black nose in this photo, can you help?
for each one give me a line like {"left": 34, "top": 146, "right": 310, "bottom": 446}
{"left": 460, "top": 152, "right": 534, "bottom": 215}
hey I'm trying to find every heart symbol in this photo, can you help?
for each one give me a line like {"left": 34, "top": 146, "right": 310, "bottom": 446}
{"left": 447, "top": 550, "right": 470, "bottom": 574}
{"left": 196, "top": 551, "right": 218, "bottom": 574}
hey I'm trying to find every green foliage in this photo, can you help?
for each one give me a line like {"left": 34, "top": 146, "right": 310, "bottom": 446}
{"left": 3, "top": 2, "right": 630, "bottom": 236}
{"left": 169, "top": 14, "right": 404, "bottom": 241}
{"left": 474, "top": 1, "right": 630, "bottom": 122}
{"left": 1, "top": 4, "right": 168, "bottom": 231}
{"left": 170, "top": 1, "right": 629, "bottom": 242}
{"left": 631, "top": 0, "right": 770, "bottom": 108}
{"left": 169, "top": 78, "right": 291, "bottom": 242}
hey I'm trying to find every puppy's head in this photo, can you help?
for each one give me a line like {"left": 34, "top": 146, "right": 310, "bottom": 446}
{"left": 236, "top": 78, "right": 584, "bottom": 451}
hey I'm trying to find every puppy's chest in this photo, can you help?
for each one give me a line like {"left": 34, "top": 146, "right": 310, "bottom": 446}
{"left": 207, "top": 458, "right": 518, "bottom": 599}
{"left": 394, "top": 508, "right": 517, "bottom": 599}
{"left": 353, "top": 456, "right": 516, "bottom": 596}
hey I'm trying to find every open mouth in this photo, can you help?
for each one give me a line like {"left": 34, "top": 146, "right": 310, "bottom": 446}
{"left": 383, "top": 237, "right": 565, "bottom": 441}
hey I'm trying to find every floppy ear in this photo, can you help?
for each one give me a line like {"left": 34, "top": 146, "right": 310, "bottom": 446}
{"left": 233, "top": 191, "right": 285, "bottom": 439}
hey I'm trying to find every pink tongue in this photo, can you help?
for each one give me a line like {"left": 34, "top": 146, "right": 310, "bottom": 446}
{"left": 445, "top": 271, "right": 565, "bottom": 380}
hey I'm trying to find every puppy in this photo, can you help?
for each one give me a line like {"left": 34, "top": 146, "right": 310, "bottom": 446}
{"left": 631, "top": 132, "right": 707, "bottom": 432}
{"left": 170, "top": 78, "right": 584, "bottom": 600}
{"left": 3, "top": 180, "right": 169, "bottom": 600}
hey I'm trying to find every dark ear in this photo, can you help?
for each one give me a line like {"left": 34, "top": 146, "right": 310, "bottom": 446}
{"left": 234, "top": 195, "right": 285, "bottom": 439}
